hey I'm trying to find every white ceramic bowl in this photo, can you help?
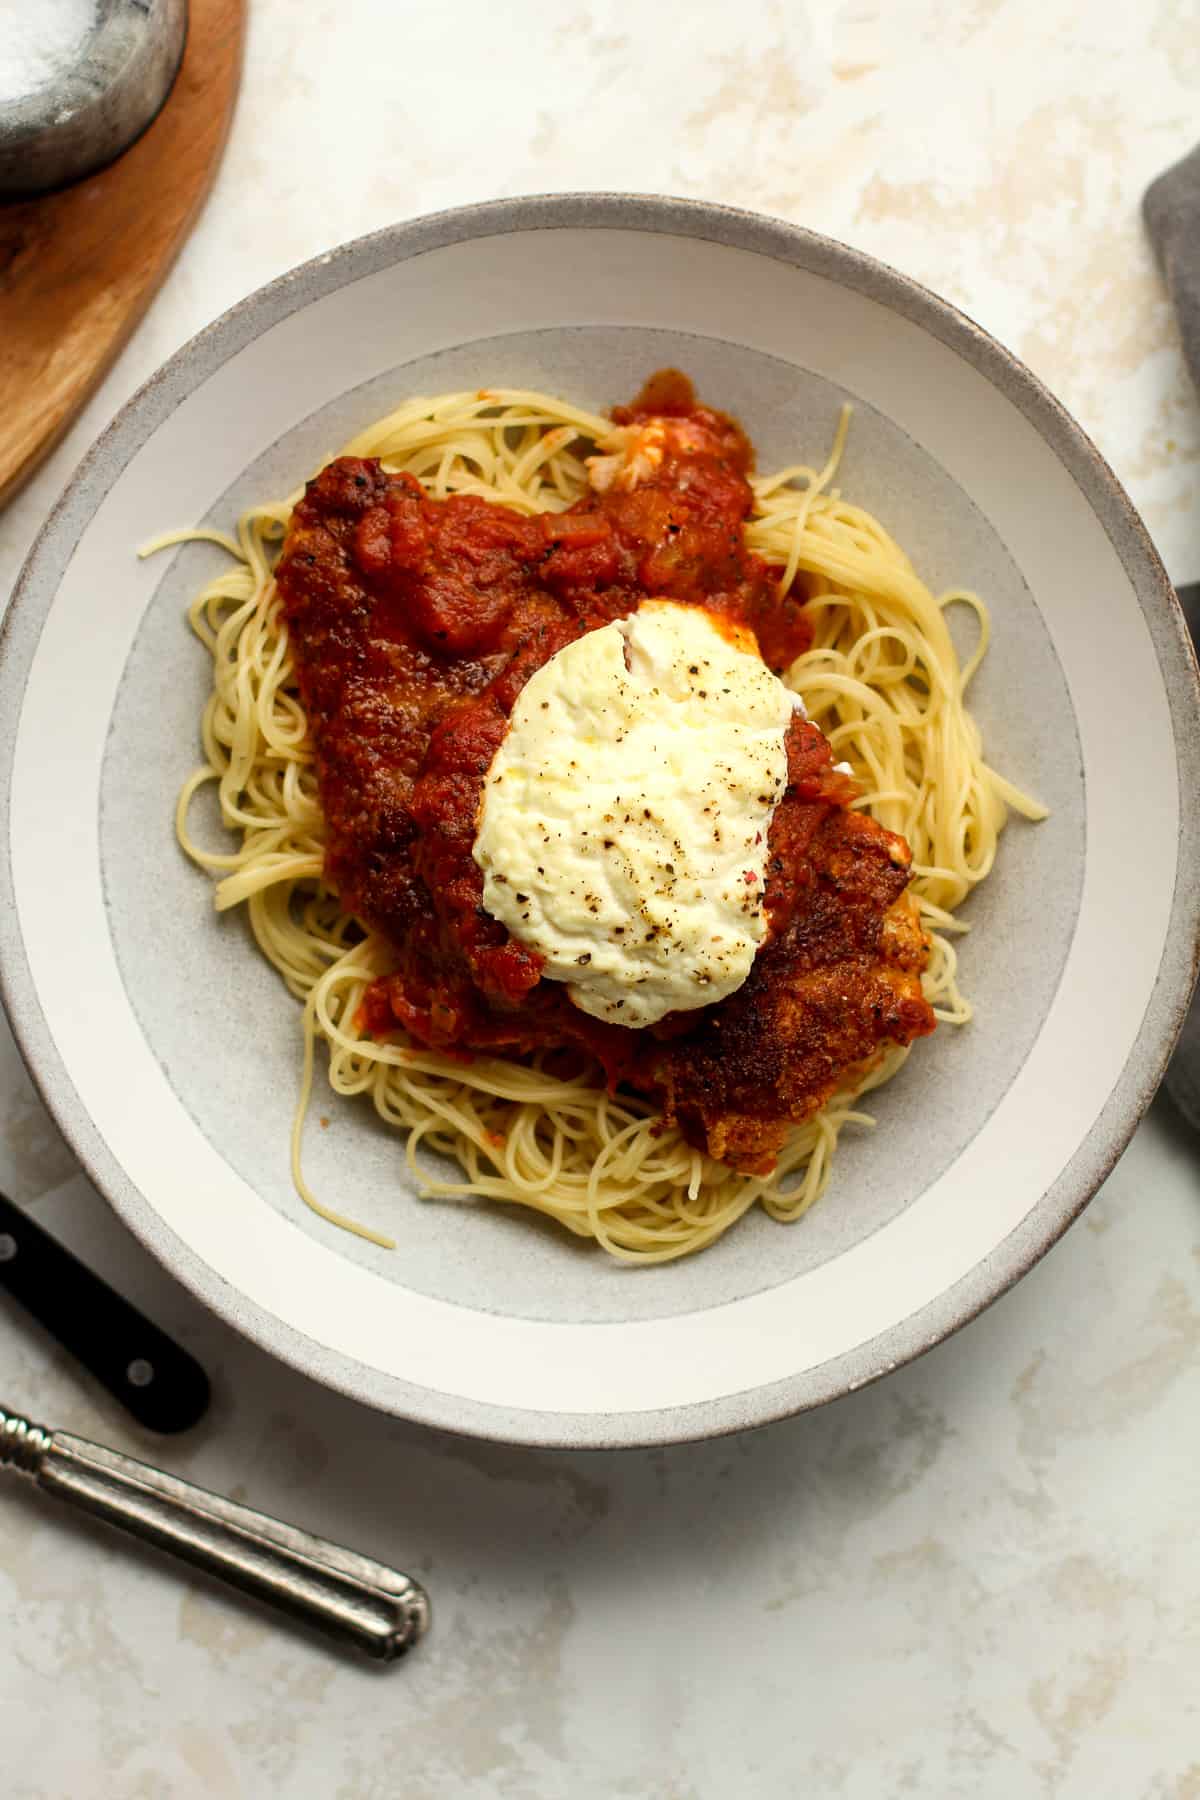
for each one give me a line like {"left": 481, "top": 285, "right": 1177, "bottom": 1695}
{"left": 2, "top": 196, "right": 1197, "bottom": 1447}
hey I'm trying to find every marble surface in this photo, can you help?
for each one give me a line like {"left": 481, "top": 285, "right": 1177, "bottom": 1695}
{"left": 3, "top": 1, "right": 1200, "bottom": 1793}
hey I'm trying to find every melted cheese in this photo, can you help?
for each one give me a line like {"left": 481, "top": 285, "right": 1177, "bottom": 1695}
{"left": 473, "top": 600, "right": 802, "bottom": 1027}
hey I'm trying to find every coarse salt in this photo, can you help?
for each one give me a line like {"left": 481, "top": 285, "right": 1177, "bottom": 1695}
{"left": 0, "top": 0, "right": 97, "bottom": 106}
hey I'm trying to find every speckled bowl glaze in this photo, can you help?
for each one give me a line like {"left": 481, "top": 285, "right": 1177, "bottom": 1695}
{"left": 1, "top": 195, "right": 1197, "bottom": 1448}
{"left": 0, "top": 0, "right": 187, "bottom": 197}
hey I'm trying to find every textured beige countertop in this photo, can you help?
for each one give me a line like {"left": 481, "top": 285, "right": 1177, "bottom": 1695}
{"left": 3, "top": 2, "right": 1200, "bottom": 1794}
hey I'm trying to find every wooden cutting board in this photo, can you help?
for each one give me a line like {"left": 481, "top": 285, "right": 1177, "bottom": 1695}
{"left": 0, "top": 0, "right": 245, "bottom": 508}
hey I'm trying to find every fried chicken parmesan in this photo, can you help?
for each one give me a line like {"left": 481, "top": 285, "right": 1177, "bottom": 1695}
{"left": 276, "top": 373, "right": 935, "bottom": 1176}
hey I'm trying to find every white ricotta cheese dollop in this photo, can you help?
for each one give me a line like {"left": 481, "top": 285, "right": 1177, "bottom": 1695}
{"left": 472, "top": 599, "right": 803, "bottom": 1027}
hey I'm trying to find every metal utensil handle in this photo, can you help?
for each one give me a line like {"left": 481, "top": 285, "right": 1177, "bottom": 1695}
{"left": 0, "top": 1408, "right": 429, "bottom": 1661}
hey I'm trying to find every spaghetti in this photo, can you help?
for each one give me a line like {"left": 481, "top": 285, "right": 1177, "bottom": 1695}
{"left": 156, "top": 386, "right": 1045, "bottom": 1263}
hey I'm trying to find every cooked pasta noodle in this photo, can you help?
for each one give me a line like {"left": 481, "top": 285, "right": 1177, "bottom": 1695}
{"left": 153, "top": 387, "right": 1045, "bottom": 1263}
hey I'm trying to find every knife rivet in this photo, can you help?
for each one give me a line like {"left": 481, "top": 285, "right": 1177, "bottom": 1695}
{"left": 0, "top": 1234, "right": 16, "bottom": 1264}
{"left": 126, "top": 1358, "right": 155, "bottom": 1389}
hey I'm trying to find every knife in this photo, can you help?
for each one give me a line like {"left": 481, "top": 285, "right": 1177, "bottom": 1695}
{"left": 0, "top": 1204, "right": 430, "bottom": 1658}
{"left": 0, "top": 1190, "right": 210, "bottom": 1434}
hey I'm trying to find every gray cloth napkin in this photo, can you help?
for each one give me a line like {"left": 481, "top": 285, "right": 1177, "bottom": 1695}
{"left": 1144, "top": 144, "right": 1200, "bottom": 1127}
{"left": 1146, "top": 143, "right": 1200, "bottom": 396}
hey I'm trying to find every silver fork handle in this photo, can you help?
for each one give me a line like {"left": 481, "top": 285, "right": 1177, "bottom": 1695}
{"left": 0, "top": 1406, "right": 429, "bottom": 1661}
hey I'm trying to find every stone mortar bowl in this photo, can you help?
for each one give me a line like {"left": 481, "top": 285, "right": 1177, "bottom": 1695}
{"left": 0, "top": 0, "right": 187, "bottom": 198}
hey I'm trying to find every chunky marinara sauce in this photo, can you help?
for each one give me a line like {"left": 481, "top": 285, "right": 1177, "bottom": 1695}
{"left": 276, "top": 373, "right": 933, "bottom": 1172}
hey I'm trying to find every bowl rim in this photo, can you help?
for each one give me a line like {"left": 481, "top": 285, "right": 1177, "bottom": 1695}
{"left": 2, "top": 191, "right": 1198, "bottom": 1449}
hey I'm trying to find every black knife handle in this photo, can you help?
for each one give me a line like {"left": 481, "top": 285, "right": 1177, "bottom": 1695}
{"left": 0, "top": 1192, "right": 210, "bottom": 1433}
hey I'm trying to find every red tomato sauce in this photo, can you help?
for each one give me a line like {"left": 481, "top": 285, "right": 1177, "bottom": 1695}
{"left": 277, "top": 372, "right": 821, "bottom": 1039}
{"left": 274, "top": 374, "right": 931, "bottom": 1172}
